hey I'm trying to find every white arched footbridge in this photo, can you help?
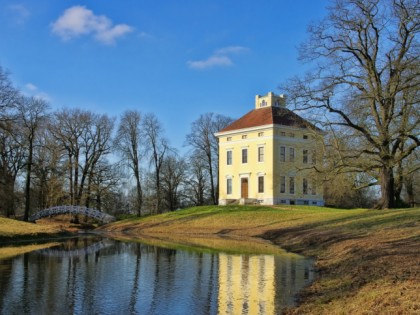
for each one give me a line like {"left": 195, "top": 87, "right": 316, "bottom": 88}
{"left": 29, "top": 206, "right": 116, "bottom": 224}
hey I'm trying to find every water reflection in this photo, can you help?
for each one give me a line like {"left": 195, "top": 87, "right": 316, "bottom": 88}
{"left": 0, "top": 236, "right": 313, "bottom": 315}
{"left": 218, "top": 254, "right": 313, "bottom": 315}
{"left": 37, "top": 238, "right": 113, "bottom": 258}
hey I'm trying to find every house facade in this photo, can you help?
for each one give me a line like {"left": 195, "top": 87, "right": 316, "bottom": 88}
{"left": 215, "top": 92, "right": 325, "bottom": 206}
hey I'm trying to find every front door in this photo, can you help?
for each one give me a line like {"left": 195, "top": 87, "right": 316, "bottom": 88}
{"left": 241, "top": 178, "right": 248, "bottom": 199}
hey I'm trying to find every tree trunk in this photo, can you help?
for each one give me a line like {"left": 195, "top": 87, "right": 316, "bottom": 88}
{"left": 207, "top": 154, "right": 217, "bottom": 205}
{"left": 3, "top": 173, "right": 16, "bottom": 217}
{"left": 155, "top": 169, "right": 161, "bottom": 214}
{"left": 96, "top": 192, "right": 102, "bottom": 211}
{"left": 134, "top": 164, "right": 142, "bottom": 216}
{"left": 379, "top": 166, "right": 395, "bottom": 209}
{"left": 85, "top": 170, "right": 93, "bottom": 208}
{"left": 404, "top": 176, "right": 415, "bottom": 208}
{"left": 23, "top": 137, "right": 33, "bottom": 221}
{"left": 68, "top": 154, "right": 74, "bottom": 205}
{"left": 74, "top": 152, "right": 80, "bottom": 205}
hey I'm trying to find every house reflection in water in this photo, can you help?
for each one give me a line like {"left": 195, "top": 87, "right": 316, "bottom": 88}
{"left": 217, "top": 253, "right": 313, "bottom": 315}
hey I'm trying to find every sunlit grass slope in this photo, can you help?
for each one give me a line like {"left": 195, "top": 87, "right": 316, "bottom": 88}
{"left": 105, "top": 205, "right": 368, "bottom": 236}
{"left": 0, "top": 217, "right": 65, "bottom": 242}
{"left": 0, "top": 217, "right": 66, "bottom": 260}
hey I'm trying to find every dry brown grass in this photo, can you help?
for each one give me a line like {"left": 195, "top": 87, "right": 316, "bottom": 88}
{"left": 262, "top": 210, "right": 420, "bottom": 314}
{"left": 0, "top": 217, "right": 62, "bottom": 237}
{"left": 0, "top": 217, "right": 73, "bottom": 243}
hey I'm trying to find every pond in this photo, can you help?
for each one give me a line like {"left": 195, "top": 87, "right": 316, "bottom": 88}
{"left": 0, "top": 235, "right": 314, "bottom": 315}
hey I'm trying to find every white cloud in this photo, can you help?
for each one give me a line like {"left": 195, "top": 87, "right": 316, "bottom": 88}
{"left": 23, "top": 83, "right": 51, "bottom": 102}
{"left": 51, "top": 6, "right": 133, "bottom": 45}
{"left": 187, "top": 55, "right": 233, "bottom": 70}
{"left": 215, "top": 46, "right": 248, "bottom": 55}
{"left": 138, "top": 31, "right": 153, "bottom": 39}
{"left": 25, "top": 83, "right": 38, "bottom": 91}
{"left": 187, "top": 45, "right": 248, "bottom": 70}
{"left": 8, "top": 4, "right": 30, "bottom": 25}
{"left": 95, "top": 24, "right": 133, "bottom": 44}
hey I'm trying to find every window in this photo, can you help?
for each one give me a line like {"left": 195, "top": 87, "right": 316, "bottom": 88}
{"left": 227, "top": 150, "right": 232, "bottom": 165}
{"left": 303, "top": 150, "right": 308, "bottom": 164}
{"left": 289, "top": 177, "right": 295, "bottom": 194}
{"left": 312, "top": 150, "right": 316, "bottom": 164}
{"left": 289, "top": 147, "right": 295, "bottom": 162}
{"left": 242, "top": 135, "right": 247, "bottom": 139}
{"left": 311, "top": 182, "right": 317, "bottom": 195}
{"left": 303, "top": 135, "right": 308, "bottom": 139}
{"left": 303, "top": 178, "right": 308, "bottom": 194}
{"left": 258, "top": 147, "right": 264, "bottom": 162}
{"left": 289, "top": 133, "right": 295, "bottom": 138}
{"left": 280, "top": 176, "right": 286, "bottom": 193}
{"left": 280, "top": 146, "right": 286, "bottom": 162}
{"left": 280, "top": 131, "right": 286, "bottom": 136}
{"left": 227, "top": 178, "right": 232, "bottom": 195}
{"left": 242, "top": 148, "right": 248, "bottom": 163}
{"left": 227, "top": 137, "right": 232, "bottom": 141}
{"left": 258, "top": 176, "right": 264, "bottom": 193}
{"left": 258, "top": 132, "right": 264, "bottom": 137}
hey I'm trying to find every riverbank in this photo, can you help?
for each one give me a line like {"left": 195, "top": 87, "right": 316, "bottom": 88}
{"left": 100, "top": 205, "right": 420, "bottom": 314}
{"left": 0, "top": 217, "right": 75, "bottom": 242}
{"left": 0, "top": 217, "right": 77, "bottom": 259}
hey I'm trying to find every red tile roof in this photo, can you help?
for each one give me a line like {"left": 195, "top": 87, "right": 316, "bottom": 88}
{"left": 219, "top": 106, "right": 320, "bottom": 133}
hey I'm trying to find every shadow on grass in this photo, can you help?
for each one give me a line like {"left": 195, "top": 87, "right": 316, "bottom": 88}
{"left": 261, "top": 209, "right": 420, "bottom": 313}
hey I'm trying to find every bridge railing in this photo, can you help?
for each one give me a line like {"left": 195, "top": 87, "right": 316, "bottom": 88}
{"left": 29, "top": 206, "right": 116, "bottom": 224}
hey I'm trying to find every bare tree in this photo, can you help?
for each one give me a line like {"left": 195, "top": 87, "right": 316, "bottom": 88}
{"left": 50, "top": 109, "right": 114, "bottom": 207}
{"left": 50, "top": 108, "right": 85, "bottom": 205}
{"left": 16, "top": 96, "right": 49, "bottom": 220}
{"left": 0, "top": 66, "right": 20, "bottom": 127}
{"left": 32, "top": 124, "right": 65, "bottom": 208}
{"left": 186, "top": 113, "right": 233, "bottom": 205}
{"left": 114, "top": 110, "right": 144, "bottom": 216}
{"left": 0, "top": 121, "right": 25, "bottom": 216}
{"left": 283, "top": 0, "right": 419, "bottom": 208}
{"left": 142, "top": 113, "right": 169, "bottom": 214}
{"left": 184, "top": 151, "right": 209, "bottom": 206}
{"left": 79, "top": 113, "right": 114, "bottom": 207}
{"left": 0, "top": 67, "right": 22, "bottom": 217}
{"left": 161, "top": 153, "right": 187, "bottom": 211}
{"left": 88, "top": 160, "right": 121, "bottom": 212}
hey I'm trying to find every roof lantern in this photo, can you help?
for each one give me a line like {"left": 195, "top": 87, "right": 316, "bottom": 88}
{"left": 255, "top": 92, "right": 286, "bottom": 109}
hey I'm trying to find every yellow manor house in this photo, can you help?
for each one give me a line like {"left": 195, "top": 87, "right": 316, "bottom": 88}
{"left": 215, "top": 92, "right": 325, "bottom": 206}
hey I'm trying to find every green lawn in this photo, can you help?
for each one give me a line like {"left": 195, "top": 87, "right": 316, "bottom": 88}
{"left": 107, "top": 205, "right": 369, "bottom": 237}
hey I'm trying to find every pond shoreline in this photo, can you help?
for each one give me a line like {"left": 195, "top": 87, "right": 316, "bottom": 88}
{"left": 98, "top": 206, "right": 419, "bottom": 314}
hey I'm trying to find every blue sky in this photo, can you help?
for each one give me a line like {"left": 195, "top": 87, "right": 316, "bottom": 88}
{"left": 0, "top": 0, "right": 328, "bottom": 150}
